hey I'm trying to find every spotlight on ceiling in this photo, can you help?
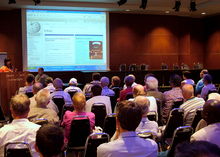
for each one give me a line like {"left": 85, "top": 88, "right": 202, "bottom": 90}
{"left": 140, "top": 0, "right": 148, "bottom": 9}
{"left": 8, "top": 0, "right": 16, "bottom": 4}
{"left": 190, "top": 0, "right": 197, "bottom": 12}
{"left": 117, "top": 0, "right": 127, "bottom": 6}
{"left": 173, "top": 0, "right": 181, "bottom": 12}
{"left": 33, "top": 0, "right": 41, "bottom": 5}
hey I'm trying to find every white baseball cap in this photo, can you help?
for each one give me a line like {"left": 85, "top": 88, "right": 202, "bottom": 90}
{"left": 69, "top": 78, "right": 77, "bottom": 85}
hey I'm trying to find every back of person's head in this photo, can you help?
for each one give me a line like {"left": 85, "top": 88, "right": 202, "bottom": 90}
{"left": 117, "top": 101, "right": 142, "bottom": 131}
{"left": 175, "top": 141, "right": 220, "bottom": 157}
{"left": 133, "top": 84, "right": 145, "bottom": 97}
{"left": 182, "top": 84, "right": 194, "bottom": 99}
{"left": 33, "top": 82, "right": 43, "bottom": 94}
{"left": 92, "top": 73, "right": 101, "bottom": 81}
{"left": 100, "top": 76, "right": 110, "bottom": 87}
{"left": 91, "top": 85, "right": 102, "bottom": 96}
{"left": 202, "top": 99, "right": 220, "bottom": 125}
{"left": 144, "top": 73, "right": 155, "bottom": 81}
{"left": 203, "top": 74, "right": 212, "bottom": 84}
{"left": 45, "top": 77, "right": 53, "bottom": 85}
{"left": 35, "top": 89, "right": 50, "bottom": 108}
{"left": 169, "top": 74, "right": 182, "bottom": 87}
{"left": 72, "top": 92, "right": 86, "bottom": 111}
{"left": 53, "top": 78, "right": 63, "bottom": 89}
{"left": 69, "top": 78, "right": 78, "bottom": 86}
{"left": 10, "top": 94, "right": 30, "bottom": 117}
{"left": 134, "top": 96, "right": 150, "bottom": 116}
{"left": 26, "top": 74, "right": 35, "bottom": 84}
{"left": 36, "top": 124, "right": 64, "bottom": 157}
{"left": 145, "top": 76, "right": 158, "bottom": 90}
{"left": 38, "top": 67, "right": 44, "bottom": 73}
{"left": 183, "top": 71, "right": 192, "bottom": 79}
{"left": 128, "top": 74, "right": 136, "bottom": 81}
{"left": 208, "top": 93, "right": 220, "bottom": 101}
{"left": 200, "top": 69, "right": 208, "bottom": 77}
{"left": 124, "top": 75, "right": 135, "bottom": 87}
{"left": 111, "top": 76, "right": 121, "bottom": 86}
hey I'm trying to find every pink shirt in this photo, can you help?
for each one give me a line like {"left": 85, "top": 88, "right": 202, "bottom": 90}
{"left": 61, "top": 111, "right": 95, "bottom": 143}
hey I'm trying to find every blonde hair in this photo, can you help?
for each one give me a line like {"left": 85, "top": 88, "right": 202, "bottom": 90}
{"left": 10, "top": 94, "right": 30, "bottom": 116}
{"left": 72, "top": 92, "right": 86, "bottom": 111}
{"left": 35, "top": 89, "right": 50, "bottom": 108}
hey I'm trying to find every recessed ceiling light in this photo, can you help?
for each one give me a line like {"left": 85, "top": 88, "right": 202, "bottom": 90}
{"left": 201, "top": 12, "right": 206, "bottom": 15}
{"left": 165, "top": 11, "right": 170, "bottom": 14}
{"left": 125, "top": 9, "right": 131, "bottom": 11}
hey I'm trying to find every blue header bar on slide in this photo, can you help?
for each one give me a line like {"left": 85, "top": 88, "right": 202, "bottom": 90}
{"left": 26, "top": 9, "right": 104, "bottom": 14}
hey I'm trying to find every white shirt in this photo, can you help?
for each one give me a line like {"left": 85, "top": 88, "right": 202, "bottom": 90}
{"left": 86, "top": 96, "right": 112, "bottom": 115}
{"left": 18, "top": 85, "right": 33, "bottom": 94}
{"left": 101, "top": 86, "right": 115, "bottom": 97}
{"left": 0, "top": 119, "right": 41, "bottom": 157}
{"left": 191, "top": 122, "right": 220, "bottom": 147}
{"left": 97, "top": 131, "right": 158, "bottom": 157}
{"left": 64, "top": 86, "right": 82, "bottom": 93}
{"left": 123, "top": 82, "right": 137, "bottom": 90}
{"left": 136, "top": 117, "right": 158, "bottom": 136}
{"left": 50, "top": 90, "right": 73, "bottom": 106}
{"left": 44, "top": 83, "right": 55, "bottom": 93}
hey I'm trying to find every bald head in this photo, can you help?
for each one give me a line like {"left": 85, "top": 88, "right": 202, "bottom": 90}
{"left": 33, "top": 82, "right": 43, "bottom": 95}
{"left": 133, "top": 84, "right": 145, "bottom": 97}
{"left": 203, "top": 99, "right": 220, "bottom": 125}
{"left": 72, "top": 92, "right": 86, "bottom": 111}
{"left": 134, "top": 96, "right": 150, "bottom": 116}
{"left": 182, "top": 84, "right": 194, "bottom": 100}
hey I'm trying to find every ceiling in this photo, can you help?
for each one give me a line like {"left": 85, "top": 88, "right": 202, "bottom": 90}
{"left": 1, "top": 0, "right": 220, "bottom": 17}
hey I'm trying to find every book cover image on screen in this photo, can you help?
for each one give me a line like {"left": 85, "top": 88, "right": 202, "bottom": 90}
{"left": 89, "top": 41, "right": 103, "bottom": 59}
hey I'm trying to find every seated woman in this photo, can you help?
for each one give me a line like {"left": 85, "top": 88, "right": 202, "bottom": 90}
{"left": 61, "top": 92, "right": 95, "bottom": 144}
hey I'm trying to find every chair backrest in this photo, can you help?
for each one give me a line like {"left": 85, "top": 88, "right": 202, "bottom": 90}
{"left": 172, "top": 99, "right": 184, "bottom": 109}
{"left": 191, "top": 107, "right": 203, "bottom": 131}
{"left": 4, "top": 142, "right": 32, "bottom": 157}
{"left": 84, "top": 133, "right": 110, "bottom": 157}
{"left": 91, "top": 103, "right": 107, "bottom": 128}
{"left": 156, "top": 98, "right": 163, "bottom": 126}
{"left": 60, "top": 105, "right": 74, "bottom": 124}
{"left": 52, "top": 95, "right": 65, "bottom": 118}
{"left": 33, "top": 118, "right": 49, "bottom": 126}
{"left": 68, "top": 90, "right": 78, "bottom": 98}
{"left": 25, "top": 92, "right": 34, "bottom": 98}
{"left": 103, "top": 113, "right": 116, "bottom": 138}
{"left": 147, "top": 111, "right": 157, "bottom": 122}
{"left": 68, "top": 115, "right": 91, "bottom": 148}
{"left": 168, "top": 126, "right": 194, "bottom": 157}
{"left": 163, "top": 108, "right": 184, "bottom": 138}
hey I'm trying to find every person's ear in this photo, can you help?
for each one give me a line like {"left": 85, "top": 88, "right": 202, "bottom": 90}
{"left": 35, "top": 144, "right": 40, "bottom": 153}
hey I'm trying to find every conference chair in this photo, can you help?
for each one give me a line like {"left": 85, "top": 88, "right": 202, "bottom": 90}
{"left": 137, "top": 130, "right": 155, "bottom": 140}
{"left": 84, "top": 133, "right": 110, "bottom": 157}
{"left": 4, "top": 142, "right": 32, "bottom": 157}
{"left": 52, "top": 95, "right": 65, "bottom": 119}
{"left": 68, "top": 89, "right": 78, "bottom": 99}
{"left": 119, "top": 64, "right": 126, "bottom": 71}
{"left": 156, "top": 98, "right": 163, "bottom": 126}
{"left": 91, "top": 103, "right": 107, "bottom": 128}
{"left": 191, "top": 107, "right": 203, "bottom": 132}
{"left": 147, "top": 111, "right": 157, "bottom": 122}
{"left": 0, "top": 106, "right": 10, "bottom": 128}
{"left": 172, "top": 98, "right": 184, "bottom": 109}
{"left": 60, "top": 105, "right": 74, "bottom": 124}
{"left": 33, "top": 118, "right": 49, "bottom": 126}
{"left": 103, "top": 113, "right": 116, "bottom": 138}
{"left": 25, "top": 92, "right": 34, "bottom": 98}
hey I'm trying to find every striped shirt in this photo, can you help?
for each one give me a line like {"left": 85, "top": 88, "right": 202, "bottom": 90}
{"left": 180, "top": 97, "right": 205, "bottom": 126}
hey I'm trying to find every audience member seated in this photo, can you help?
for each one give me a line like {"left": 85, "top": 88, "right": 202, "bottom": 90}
{"left": 163, "top": 74, "right": 183, "bottom": 124}
{"left": 86, "top": 85, "right": 112, "bottom": 114}
{"left": 191, "top": 99, "right": 220, "bottom": 147}
{"left": 64, "top": 78, "right": 82, "bottom": 93}
{"left": 110, "top": 76, "right": 122, "bottom": 98}
{"left": 180, "top": 84, "right": 205, "bottom": 126}
{"left": 50, "top": 78, "right": 73, "bottom": 106}
{"left": 195, "top": 69, "right": 208, "bottom": 95}
{"left": 83, "top": 72, "right": 101, "bottom": 98}
{"left": 18, "top": 73, "right": 35, "bottom": 94}
{"left": 181, "top": 71, "right": 195, "bottom": 86}
{"left": 145, "top": 76, "right": 164, "bottom": 102}
{"left": 35, "top": 67, "right": 48, "bottom": 87}
{"left": 134, "top": 96, "right": 158, "bottom": 136}
{"left": 123, "top": 74, "right": 137, "bottom": 89}
{"left": 28, "top": 89, "right": 59, "bottom": 124}
{"left": 44, "top": 77, "right": 55, "bottom": 93}
{"left": 119, "top": 75, "right": 135, "bottom": 101}
{"left": 97, "top": 101, "right": 158, "bottom": 157}
{"left": 201, "top": 74, "right": 217, "bottom": 100}
{"left": 175, "top": 141, "right": 220, "bottom": 157}
{"left": 100, "top": 76, "right": 115, "bottom": 97}
{"left": 61, "top": 92, "right": 95, "bottom": 144}
{"left": 31, "top": 82, "right": 58, "bottom": 113}
{"left": 0, "top": 94, "right": 40, "bottom": 157}
{"left": 35, "top": 124, "right": 64, "bottom": 157}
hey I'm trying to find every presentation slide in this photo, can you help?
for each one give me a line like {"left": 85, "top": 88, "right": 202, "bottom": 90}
{"left": 23, "top": 9, "right": 108, "bottom": 72}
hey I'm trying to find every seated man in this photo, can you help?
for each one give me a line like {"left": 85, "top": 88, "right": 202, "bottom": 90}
{"left": 191, "top": 99, "right": 220, "bottom": 147}
{"left": 28, "top": 89, "right": 59, "bottom": 124}
{"left": 64, "top": 78, "right": 82, "bottom": 93}
{"left": 44, "top": 77, "right": 55, "bottom": 93}
{"left": 123, "top": 74, "right": 137, "bottom": 89}
{"left": 201, "top": 74, "right": 217, "bottom": 100}
{"left": 50, "top": 78, "right": 73, "bottom": 106}
{"left": 181, "top": 71, "right": 195, "bottom": 86}
{"left": 18, "top": 73, "right": 35, "bottom": 94}
{"left": 0, "top": 94, "right": 40, "bottom": 157}
{"left": 86, "top": 85, "right": 112, "bottom": 115}
{"left": 62, "top": 92, "right": 95, "bottom": 144}
{"left": 35, "top": 67, "right": 48, "bottom": 87}
{"left": 119, "top": 75, "right": 135, "bottom": 101}
{"left": 97, "top": 101, "right": 158, "bottom": 157}
{"left": 134, "top": 96, "right": 158, "bottom": 136}
{"left": 35, "top": 124, "right": 64, "bottom": 157}
{"left": 195, "top": 69, "right": 208, "bottom": 95}
{"left": 100, "top": 76, "right": 115, "bottom": 97}
{"left": 180, "top": 84, "right": 205, "bottom": 126}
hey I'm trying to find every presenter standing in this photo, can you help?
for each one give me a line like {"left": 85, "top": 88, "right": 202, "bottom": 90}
{"left": 35, "top": 67, "right": 48, "bottom": 87}
{"left": 0, "top": 58, "right": 17, "bottom": 72}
